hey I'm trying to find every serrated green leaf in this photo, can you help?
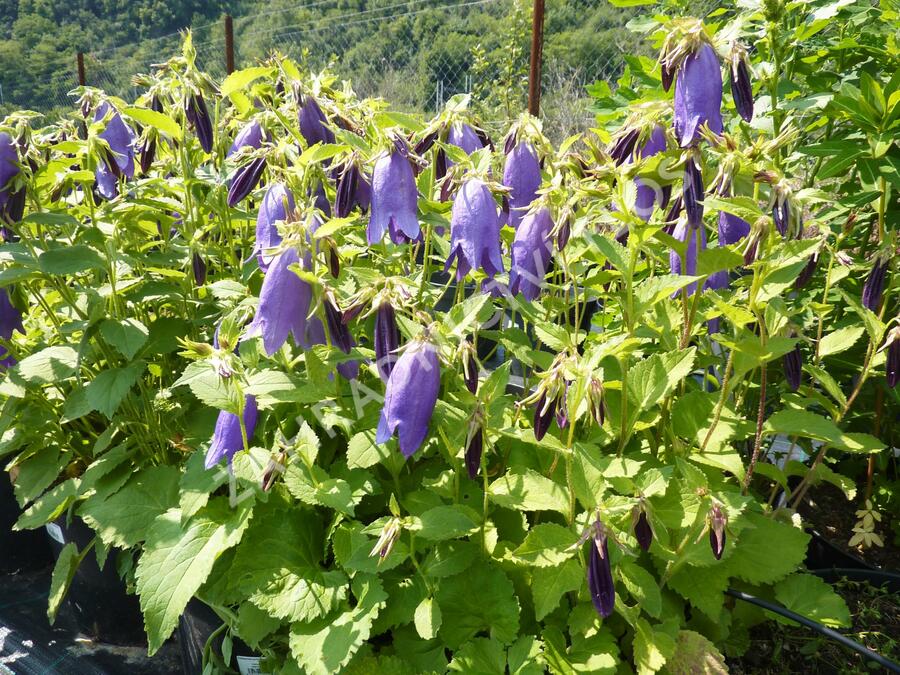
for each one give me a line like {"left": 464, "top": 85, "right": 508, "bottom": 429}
{"left": 436, "top": 563, "right": 520, "bottom": 648}
{"left": 448, "top": 637, "right": 506, "bottom": 673}
{"left": 774, "top": 573, "right": 851, "bottom": 628}
{"left": 619, "top": 562, "right": 662, "bottom": 618}
{"left": 532, "top": 558, "right": 582, "bottom": 620}
{"left": 634, "top": 618, "right": 676, "bottom": 675}
{"left": 666, "top": 630, "right": 727, "bottom": 675}
{"left": 100, "top": 318, "right": 149, "bottom": 360}
{"left": 489, "top": 468, "right": 568, "bottom": 513}
{"left": 16, "top": 345, "right": 79, "bottom": 384}
{"left": 512, "top": 523, "right": 579, "bottom": 567}
{"left": 38, "top": 245, "right": 106, "bottom": 275}
{"left": 412, "top": 505, "right": 479, "bottom": 541}
{"left": 220, "top": 66, "right": 272, "bottom": 97}
{"left": 818, "top": 325, "right": 865, "bottom": 358}
{"left": 124, "top": 106, "right": 182, "bottom": 139}
{"left": 85, "top": 363, "right": 143, "bottom": 418}
{"left": 47, "top": 542, "right": 80, "bottom": 624}
{"left": 414, "top": 597, "right": 442, "bottom": 640}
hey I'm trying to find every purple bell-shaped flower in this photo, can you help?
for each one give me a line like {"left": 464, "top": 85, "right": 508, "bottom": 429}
{"left": 368, "top": 144, "right": 420, "bottom": 244}
{"left": 674, "top": 43, "right": 724, "bottom": 147}
{"left": 298, "top": 95, "right": 335, "bottom": 146}
{"left": 228, "top": 120, "right": 265, "bottom": 156}
{"left": 446, "top": 178, "right": 504, "bottom": 281}
{"left": 255, "top": 183, "right": 295, "bottom": 271}
{"left": 509, "top": 206, "right": 553, "bottom": 301}
{"left": 205, "top": 395, "right": 259, "bottom": 469}
{"left": 503, "top": 141, "right": 541, "bottom": 228}
{"left": 0, "top": 288, "right": 23, "bottom": 368}
{"left": 633, "top": 125, "right": 667, "bottom": 221}
{"left": 94, "top": 101, "right": 136, "bottom": 199}
{"left": 0, "top": 133, "right": 20, "bottom": 213}
{"left": 249, "top": 247, "right": 312, "bottom": 356}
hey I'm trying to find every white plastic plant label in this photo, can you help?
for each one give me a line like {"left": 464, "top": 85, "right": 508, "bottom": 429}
{"left": 45, "top": 523, "right": 65, "bottom": 545}
{"left": 236, "top": 656, "right": 266, "bottom": 675}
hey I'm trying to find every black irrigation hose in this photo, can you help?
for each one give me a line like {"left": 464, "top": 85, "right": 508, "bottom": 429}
{"left": 725, "top": 588, "right": 900, "bottom": 674}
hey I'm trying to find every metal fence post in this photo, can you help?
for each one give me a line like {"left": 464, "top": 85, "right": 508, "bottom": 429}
{"left": 224, "top": 15, "right": 235, "bottom": 74}
{"left": 527, "top": 0, "right": 545, "bottom": 116}
{"left": 77, "top": 52, "right": 86, "bottom": 87}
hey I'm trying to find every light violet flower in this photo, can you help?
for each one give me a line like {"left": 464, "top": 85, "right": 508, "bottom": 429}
{"left": 376, "top": 339, "right": 440, "bottom": 458}
{"left": 503, "top": 141, "right": 541, "bottom": 228}
{"left": 298, "top": 95, "right": 335, "bottom": 146}
{"left": 0, "top": 133, "right": 19, "bottom": 212}
{"left": 228, "top": 120, "right": 264, "bottom": 156}
{"left": 674, "top": 43, "right": 723, "bottom": 147}
{"left": 255, "top": 183, "right": 295, "bottom": 271}
{"left": 446, "top": 178, "right": 503, "bottom": 281}
{"left": 250, "top": 247, "right": 312, "bottom": 356}
{"left": 509, "top": 206, "right": 553, "bottom": 301}
{"left": 368, "top": 145, "right": 420, "bottom": 244}
{"left": 446, "top": 122, "right": 483, "bottom": 164}
{"left": 634, "top": 126, "right": 667, "bottom": 221}
{"left": 94, "top": 101, "right": 136, "bottom": 199}
{"left": 204, "top": 395, "right": 259, "bottom": 469}
{"left": 669, "top": 219, "right": 705, "bottom": 297}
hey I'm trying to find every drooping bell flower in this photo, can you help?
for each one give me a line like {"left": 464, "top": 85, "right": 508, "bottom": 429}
{"left": 323, "top": 296, "right": 353, "bottom": 354}
{"left": 0, "top": 133, "right": 20, "bottom": 212}
{"left": 446, "top": 178, "right": 503, "bottom": 281}
{"left": 228, "top": 120, "right": 264, "bottom": 156}
{"left": 533, "top": 394, "right": 557, "bottom": 441}
{"left": 582, "top": 515, "right": 615, "bottom": 618}
{"left": 718, "top": 210, "right": 751, "bottom": 246}
{"left": 192, "top": 252, "right": 207, "bottom": 286}
{"left": 708, "top": 503, "right": 727, "bottom": 560}
{"left": 509, "top": 206, "right": 553, "bottom": 301}
{"left": 335, "top": 163, "right": 370, "bottom": 217}
{"left": 608, "top": 127, "right": 639, "bottom": 165}
{"left": 503, "top": 141, "right": 541, "bottom": 228}
{"left": 683, "top": 153, "right": 705, "bottom": 228}
{"left": 376, "top": 338, "right": 441, "bottom": 458}
{"left": 588, "top": 377, "right": 606, "bottom": 427}
{"left": 249, "top": 247, "right": 312, "bottom": 356}
{"left": 465, "top": 425, "right": 483, "bottom": 480}
{"left": 302, "top": 316, "right": 359, "bottom": 380}
{"left": 255, "top": 183, "right": 294, "bottom": 271}
{"left": 3, "top": 187, "right": 24, "bottom": 227}
{"left": 204, "top": 395, "right": 259, "bottom": 469}
{"left": 729, "top": 48, "right": 754, "bottom": 122}
{"left": 674, "top": 43, "right": 724, "bottom": 147}
{"left": 784, "top": 342, "right": 802, "bottom": 391}
{"left": 462, "top": 342, "right": 478, "bottom": 394}
{"left": 794, "top": 249, "right": 819, "bottom": 289}
{"left": 862, "top": 254, "right": 889, "bottom": 312}
{"left": 884, "top": 327, "right": 900, "bottom": 388}
{"left": 0, "top": 288, "right": 23, "bottom": 368}
{"left": 375, "top": 301, "right": 400, "bottom": 382}
{"left": 94, "top": 102, "right": 136, "bottom": 199}
{"left": 298, "top": 95, "right": 335, "bottom": 146}
{"left": 669, "top": 218, "right": 705, "bottom": 296}
{"left": 773, "top": 195, "right": 790, "bottom": 237}
{"left": 633, "top": 508, "right": 653, "bottom": 552}
{"left": 227, "top": 156, "right": 266, "bottom": 207}
{"left": 185, "top": 94, "right": 213, "bottom": 153}
{"left": 368, "top": 143, "right": 420, "bottom": 245}
{"left": 633, "top": 126, "right": 667, "bottom": 221}
{"left": 447, "top": 122, "right": 483, "bottom": 158}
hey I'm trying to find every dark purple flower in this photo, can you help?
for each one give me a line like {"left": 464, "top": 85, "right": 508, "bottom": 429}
{"left": 376, "top": 339, "right": 441, "bottom": 458}
{"left": 447, "top": 122, "right": 483, "bottom": 158}
{"left": 298, "top": 95, "right": 335, "bottom": 146}
{"left": 139, "top": 135, "right": 156, "bottom": 175}
{"left": 465, "top": 425, "right": 483, "bottom": 480}
{"left": 731, "top": 58, "right": 754, "bottom": 122}
{"left": 608, "top": 128, "right": 639, "bottom": 166}
{"left": 94, "top": 102, "right": 136, "bottom": 199}
{"left": 0, "top": 133, "right": 20, "bottom": 213}
{"left": 446, "top": 179, "right": 503, "bottom": 281}
{"left": 368, "top": 147, "right": 419, "bottom": 244}
{"left": 510, "top": 206, "right": 553, "bottom": 301}
{"left": 303, "top": 316, "right": 359, "bottom": 380}
{"left": 634, "top": 126, "right": 667, "bottom": 221}
{"left": 773, "top": 197, "right": 790, "bottom": 237}
{"left": 718, "top": 210, "right": 751, "bottom": 246}
{"left": 229, "top": 120, "right": 264, "bottom": 156}
{"left": 674, "top": 43, "right": 724, "bottom": 147}
{"left": 794, "top": 251, "right": 819, "bottom": 289}
{"left": 463, "top": 346, "right": 478, "bottom": 394}
{"left": 192, "top": 252, "right": 207, "bottom": 286}
{"left": 784, "top": 343, "right": 802, "bottom": 391}
{"left": 255, "top": 183, "right": 294, "bottom": 271}
{"left": 375, "top": 301, "right": 400, "bottom": 382}
{"left": 324, "top": 297, "right": 353, "bottom": 354}
{"left": 669, "top": 219, "right": 705, "bottom": 296}
{"left": 888, "top": 337, "right": 900, "bottom": 389}
{"left": 587, "top": 524, "right": 615, "bottom": 618}
{"left": 3, "top": 187, "right": 24, "bottom": 226}
{"left": 709, "top": 503, "right": 727, "bottom": 560}
{"left": 335, "top": 164, "right": 370, "bottom": 217}
{"left": 634, "top": 511, "right": 652, "bottom": 552}
{"left": 533, "top": 394, "right": 557, "bottom": 441}
{"left": 0, "top": 288, "right": 23, "bottom": 368}
{"left": 862, "top": 256, "right": 889, "bottom": 312}
{"left": 661, "top": 62, "right": 674, "bottom": 92}
{"left": 204, "top": 395, "right": 259, "bottom": 469}
{"left": 228, "top": 156, "right": 266, "bottom": 207}
{"left": 250, "top": 247, "right": 312, "bottom": 356}
{"left": 683, "top": 154, "right": 705, "bottom": 228}
{"left": 185, "top": 94, "right": 213, "bottom": 153}
{"left": 503, "top": 141, "right": 541, "bottom": 228}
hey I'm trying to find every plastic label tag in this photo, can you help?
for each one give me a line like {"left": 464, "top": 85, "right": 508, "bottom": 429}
{"left": 45, "top": 523, "right": 65, "bottom": 545}
{"left": 236, "top": 656, "right": 266, "bottom": 675}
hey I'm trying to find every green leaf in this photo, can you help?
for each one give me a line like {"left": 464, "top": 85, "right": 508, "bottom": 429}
{"left": 665, "top": 630, "right": 727, "bottom": 675}
{"left": 15, "top": 479, "right": 78, "bottom": 530}
{"left": 512, "top": 523, "right": 579, "bottom": 567}
{"left": 135, "top": 499, "right": 254, "bottom": 655}
{"left": 85, "top": 363, "right": 143, "bottom": 418}
{"left": 283, "top": 464, "right": 356, "bottom": 516}
{"left": 489, "top": 467, "right": 568, "bottom": 513}
{"left": 723, "top": 511, "right": 810, "bottom": 585}
{"left": 774, "top": 573, "right": 851, "bottom": 628}
{"left": 245, "top": 369, "right": 331, "bottom": 406}
{"left": 414, "top": 597, "right": 442, "bottom": 640}
{"left": 436, "top": 563, "right": 520, "bottom": 648}
{"left": 38, "top": 245, "right": 106, "bottom": 275}
{"left": 100, "top": 319, "right": 149, "bottom": 360}
{"left": 818, "top": 325, "right": 865, "bottom": 358}
{"left": 763, "top": 409, "right": 841, "bottom": 443}
{"left": 124, "top": 106, "right": 182, "bottom": 139}
{"left": 220, "top": 66, "right": 272, "bottom": 97}
{"left": 47, "top": 542, "right": 80, "bottom": 624}
{"left": 507, "top": 635, "right": 545, "bottom": 675}
{"left": 347, "top": 429, "right": 391, "bottom": 469}
{"left": 633, "top": 618, "right": 676, "bottom": 675}
{"left": 532, "top": 558, "right": 582, "bottom": 620}
{"left": 443, "top": 293, "right": 492, "bottom": 338}
{"left": 448, "top": 638, "right": 507, "bottom": 673}
{"left": 173, "top": 360, "right": 236, "bottom": 412}
{"left": 421, "top": 541, "right": 477, "bottom": 578}
{"left": 79, "top": 466, "right": 180, "bottom": 548}
{"left": 288, "top": 575, "right": 387, "bottom": 675}
{"left": 412, "top": 505, "right": 479, "bottom": 541}
{"left": 17, "top": 345, "right": 79, "bottom": 384}
{"left": 627, "top": 348, "right": 696, "bottom": 410}
{"left": 619, "top": 562, "right": 662, "bottom": 618}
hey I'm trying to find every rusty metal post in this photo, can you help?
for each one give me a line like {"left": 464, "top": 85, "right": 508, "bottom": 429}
{"left": 527, "top": 0, "right": 545, "bottom": 116}
{"left": 224, "top": 15, "right": 235, "bottom": 74}
{"left": 77, "top": 51, "right": 86, "bottom": 87}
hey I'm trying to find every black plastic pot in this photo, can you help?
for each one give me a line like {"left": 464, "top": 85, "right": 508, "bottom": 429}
{"left": 1, "top": 473, "right": 53, "bottom": 573}
{"left": 810, "top": 567, "right": 900, "bottom": 593}
{"left": 44, "top": 515, "right": 146, "bottom": 645}
{"left": 179, "top": 598, "right": 263, "bottom": 675}
{"left": 804, "top": 528, "right": 879, "bottom": 572}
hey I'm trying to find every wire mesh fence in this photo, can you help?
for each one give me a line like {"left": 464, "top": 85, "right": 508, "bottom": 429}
{"left": 15, "top": 0, "right": 662, "bottom": 138}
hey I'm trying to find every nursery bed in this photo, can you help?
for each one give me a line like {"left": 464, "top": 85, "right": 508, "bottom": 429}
{"left": 0, "top": 565, "right": 180, "bottom": 675}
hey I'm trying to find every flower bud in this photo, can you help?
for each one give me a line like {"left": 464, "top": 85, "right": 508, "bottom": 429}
{"left": 708, "top": 503, "right": 727, "bottom": 560}
{"left": 784, "top": 342, "right": 802, "bottom": 391}
{"left": 192, "top": 252, "right": 207, "bottom": 286}
{"left": 586, "top": 516, "right": 615, "bottom": 618}
{"left": 227, "top": 157, "right": 266, "bottom": 207}
{"left": 369, "top": 517, "right": 402, "bottom": 561}
{"left": 375, "top": 301, "right": 400, "bottom": 382}
{"left": 588, "top": 378, "right": 606, "bottom": 427}
{"left": 862, "top": 254, "right": 889, "bottom": 312}
{"left": 533, "top": 394, "right": 557, "bottom": 441}
{"left": 633, "top": 507, "right": 652, "bottom": 552}
{"left": 185, "top": 94, "right": 213, "bottom": 153}
{"left": 465, "top": 421, "right": 484, "bottom": 480}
